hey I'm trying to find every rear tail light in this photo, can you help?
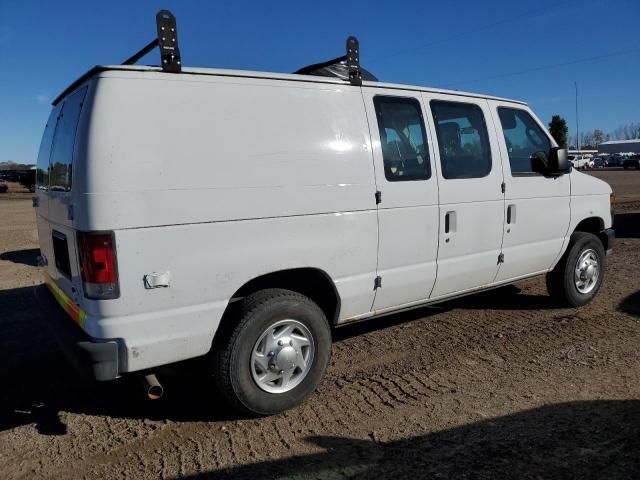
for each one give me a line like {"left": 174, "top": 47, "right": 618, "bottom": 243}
{"left": 77, "top": 231, "right": 120, "bottom": 299}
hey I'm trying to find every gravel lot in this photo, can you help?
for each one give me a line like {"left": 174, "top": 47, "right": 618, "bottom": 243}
{"left": 1, "top": 171, "right": 639, "bottom": 479}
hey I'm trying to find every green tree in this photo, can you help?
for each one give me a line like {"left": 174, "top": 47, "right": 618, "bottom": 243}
{"left": 548, "top": 115, "right": 568, "bottom": 148}
{"left": 593, "top": 129, "right": 604, "bottom": 146}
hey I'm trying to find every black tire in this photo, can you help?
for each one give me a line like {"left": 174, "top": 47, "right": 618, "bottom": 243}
{"left": 546, "top": 232, "right": 605, "bottom": 307}
{"left": 212, "top": 288, "right": 331, "bottom": 416}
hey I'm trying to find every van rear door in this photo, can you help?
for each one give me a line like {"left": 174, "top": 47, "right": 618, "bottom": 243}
{"left": 35, "top": 86, "right": 88, "bottom": 305}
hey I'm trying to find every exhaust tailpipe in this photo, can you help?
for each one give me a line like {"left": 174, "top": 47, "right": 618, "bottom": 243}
{"left": 142, "top": 373, "right": 164, "bottom": 400}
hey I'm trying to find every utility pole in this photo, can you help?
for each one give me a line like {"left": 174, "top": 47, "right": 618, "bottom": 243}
{"left": 575, "top": 81, "right": 580, "bottom": 152}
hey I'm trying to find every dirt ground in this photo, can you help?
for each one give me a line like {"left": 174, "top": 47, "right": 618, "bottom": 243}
{"left": 0, "top": 171, "right": 639, "bottom": 479}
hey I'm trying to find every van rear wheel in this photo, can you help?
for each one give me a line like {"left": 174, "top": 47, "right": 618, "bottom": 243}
{"left": 546, "top": 232, "right": 605, "bottom": 307}
{"left": 212, "top": 289, "right": 331, "bottom": 416}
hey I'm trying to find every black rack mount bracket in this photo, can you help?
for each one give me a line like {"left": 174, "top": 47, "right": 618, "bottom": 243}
{"left": 122, "top": 9, "right": 181, "bottom": 73}
{"left": 346, "top": 36, "right": 361, "bottom": 86}
{"left": 293, "top": 35, "right": 367, "bottom": 86}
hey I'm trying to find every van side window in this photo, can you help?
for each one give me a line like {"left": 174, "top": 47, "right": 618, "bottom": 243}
{"left": 431, "top": 101, "right": 492, "bottom": 179}
{"left": 35, "top": 105, "right": 61, "bottom": 191}
{"left": 49, "top": 87, "right": 88, "bottom": 192}
{"left": 373, "top": 96, "right": 431, "bottom": 182}
{"left": 497, "top": 107, "right": 552, "bottom": 175}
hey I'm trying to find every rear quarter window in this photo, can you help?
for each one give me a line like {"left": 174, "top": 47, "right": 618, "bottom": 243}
{"left": 35, "top": 105, "right": 61, "bottom": 191}
{"left": 48, "top": 86, "right": 88, "bottom": 192}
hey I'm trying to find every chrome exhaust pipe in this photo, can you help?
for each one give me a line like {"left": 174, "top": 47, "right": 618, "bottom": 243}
{"left": 142, "top": 373, "right": 164, "bottom": 400}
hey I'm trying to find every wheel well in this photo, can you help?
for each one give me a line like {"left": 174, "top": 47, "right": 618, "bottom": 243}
{"left": 574, "top": 217, "right": 608, "bottom": 249}
{"left": 224, "top": 268, "right": 341, "bottom": 325}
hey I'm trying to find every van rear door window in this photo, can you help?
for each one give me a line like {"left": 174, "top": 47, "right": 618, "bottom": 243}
{"left": 35, "top": 105, "right": 61, "bottom": 191}
{"left": 49, "top": 87, "right": 88, "bottom": 192}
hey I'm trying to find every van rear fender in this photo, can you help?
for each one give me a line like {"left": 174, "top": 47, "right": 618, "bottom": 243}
{"left": 217, "top": 268, "right": 341, "bottom": 334}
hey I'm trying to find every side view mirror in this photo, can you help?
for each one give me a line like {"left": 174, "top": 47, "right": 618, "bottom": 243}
{"left": 532, "top": 148, "right": 570, "bottom": 176}
{"left": 547, "top": 147, "right": 571, "bottom": 175}
{"left": 531, "top": 151, "right": 550, "bottom": 174}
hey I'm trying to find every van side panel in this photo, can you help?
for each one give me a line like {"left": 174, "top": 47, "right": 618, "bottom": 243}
{"left": 75, "top": 73, "right": 378, "bottom": 371}
{"left": 88, "top": 212, "right": 376, "bottom": 371}
{"left": 78, "top": 73, "right": 375, "bottom": 227}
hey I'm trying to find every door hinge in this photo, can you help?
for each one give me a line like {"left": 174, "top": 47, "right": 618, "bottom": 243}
{"left": 498, "top": 253, "right": 505, "bottom": 264}
{"left": 501, "top": 182, "right": 506, "bottom": 194}
{"left": 375, "top": 190, "right": 382, "bottom": 204}
{"left": 374, "top": 276, "right": 382, "bottom": 289}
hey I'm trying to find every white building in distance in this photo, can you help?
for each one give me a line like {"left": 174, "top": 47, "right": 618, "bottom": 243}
{"left": 598, "top": 139, "right": 640, "bottom": 154}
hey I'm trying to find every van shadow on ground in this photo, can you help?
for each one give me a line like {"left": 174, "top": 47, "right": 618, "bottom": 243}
{"left": 0, "top": 272, "right": 602, "bottom": 435}
{"left": 183, "top": 400, "right": 640, "bottom": 479}
{"left": 334, "top": 284, "right": 555, "bottom": 342}
{"left": 619, "top": 290, "right": 640, "bottom": 317}
{"left": 0, "top": 284, "right": 242, "bottom": 435}
{"left": 614, "top": 211, "right": 640, "bottom": 239}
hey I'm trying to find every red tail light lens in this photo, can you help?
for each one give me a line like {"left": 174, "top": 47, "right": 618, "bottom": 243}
{"left": 77, "top": 231, "right": 120, "bottom": 299}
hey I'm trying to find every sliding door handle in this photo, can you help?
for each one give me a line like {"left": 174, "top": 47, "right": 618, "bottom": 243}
{"left": 444, "top": 211, "right": 456, "bottom": 236}
{"left": 507, "top": 204, "right": 516, "bottom": 224}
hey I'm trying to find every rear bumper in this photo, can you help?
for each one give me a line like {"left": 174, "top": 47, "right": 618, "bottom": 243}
{"left": 34, "top": 284, "right": 120, "bottom": 381}
{"left": 602, "top": 228, "right": 615, "bottom": 256}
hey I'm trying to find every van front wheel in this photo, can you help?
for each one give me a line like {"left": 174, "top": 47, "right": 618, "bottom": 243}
{"left": 212, "top": 289, "right": 331, "bottom": 416}
{"left": 546, "top": 232, "right": 605, "bottom": 307}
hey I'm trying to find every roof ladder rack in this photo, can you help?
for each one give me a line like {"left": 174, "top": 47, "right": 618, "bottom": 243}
{"left": 345, "top": 36, "right": 361, "bottom": 86}
{"left": 294, "top": 36, "right": 369, "bottom": 86}
{"left": 122, "top": 10, "right": 182, "bottom": 73}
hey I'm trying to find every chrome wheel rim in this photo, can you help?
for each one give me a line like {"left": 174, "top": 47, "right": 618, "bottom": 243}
{"left": 574, "top": 248, "right": 599, "bottom": 294}
{"left": 250, "top": 319, "right": 314, "bottom": 394}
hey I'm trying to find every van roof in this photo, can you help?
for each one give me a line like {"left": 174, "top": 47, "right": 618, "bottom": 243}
{"left": 53, "top": 64, "right": 527, "bottom": 107}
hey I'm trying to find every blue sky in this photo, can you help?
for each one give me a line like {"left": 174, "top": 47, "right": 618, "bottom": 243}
{"left": 1, "top": 0, "right": 639, "bottom": 163}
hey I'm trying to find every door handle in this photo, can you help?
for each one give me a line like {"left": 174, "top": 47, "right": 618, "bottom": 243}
{"left": 507, "top": 204, "right": 516, "bottom": 224}
{"left": 444, "top": 211, "right": 456, "bottom": 235}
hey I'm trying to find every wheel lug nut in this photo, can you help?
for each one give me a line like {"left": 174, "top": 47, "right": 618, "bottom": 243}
{"left": 278, "top": 340, "right": 284, "bottom": 346}
{"left": 289, "top": 340, "right": 294, "bottom": 346}
{"left": 268, "top": 351, "right": 274, "bottom": 357}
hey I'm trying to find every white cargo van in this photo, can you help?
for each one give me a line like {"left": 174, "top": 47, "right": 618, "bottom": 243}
{"left": 35, "top": 11, "right": 614, "bottom": 415}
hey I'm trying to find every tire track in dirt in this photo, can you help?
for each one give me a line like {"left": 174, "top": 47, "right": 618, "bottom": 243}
{"left": 47, "top": 298, "right": 639, "bottom": 479}
{"left": 6, "top": 292, "right": 635, "bottom": 480}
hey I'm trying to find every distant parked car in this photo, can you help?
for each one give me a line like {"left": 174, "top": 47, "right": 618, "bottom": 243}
{"left": 623, "top": 155, "right": 640, "bottom": 170}
{"left": 593, "top": 157, "right": 606, "bottom": 168}
{"left": 568, "top": 155, "right": 592, "bottom": 169}
{"left": 609, "top": 154, "right": 625, "bottom": 166}
{"left": 0, "top": 180, "right": 8, "bottom": 193}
